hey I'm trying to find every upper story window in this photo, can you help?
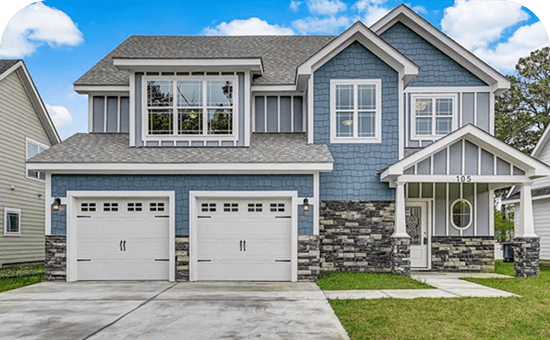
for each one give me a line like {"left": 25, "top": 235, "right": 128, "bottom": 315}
{"left": 145, "top": 77, "right": 235, "bottom": 137}
{"left": 330, "top": 79, "right": 382, "bottom": 144}
{"left": 26, "top": 138, "right": 48, "bottom": 181}
{"left": 411, "top": 94, "right": 457, "bottom": 139}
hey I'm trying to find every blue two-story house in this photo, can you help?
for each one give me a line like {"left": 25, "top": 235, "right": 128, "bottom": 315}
{"left": 28, "top": 5, "right": 549, "bottom": 281}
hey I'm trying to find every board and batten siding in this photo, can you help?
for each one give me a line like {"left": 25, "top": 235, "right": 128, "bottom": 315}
{"left": 91, "top": 96, "right": 130, "bottom": 133}
{"left": 253, "top": 95, "right": 304, "bottom": 133}
{"left": 533, "top": 199, "right": 550, "bottom": 260}
{"left": 0, "top": 71, "right": 52, "bottom": 267}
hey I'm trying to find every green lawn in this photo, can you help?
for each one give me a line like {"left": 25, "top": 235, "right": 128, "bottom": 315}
{"left": 330, "top": 261, "right": 550, "bottom": 340}
{"left": 0, "top": 265, "right": 44, "bottom": 293}
{"left": 317, "top": 271, "right": 433, "bottom": 290}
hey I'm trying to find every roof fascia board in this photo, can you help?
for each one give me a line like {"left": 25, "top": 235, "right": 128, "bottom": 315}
{"left": 74, "top": 85, "right": 130, "bottom": 95}
{"left": 382, "top": 125, "right": 550, "bottom": 179}
{"left": 112, "top": 58, "right": 264, "bottom": 74}
{"left": 0, "top": 61, "right": 23, "bottom": 82}
{"left": 297, "top": 23, "right": 418, "bottom": 79}
{"left": 371, "top": 7, "right": 510, "bottom": 92}
{"left": 13, "top": 63, "right": 61, "bottom": 144}
{"left": 251, "top": 85, "right": 298, "bottom": 92}
{"left": 531, "top": 126, "right": 550, "bottom": 158}
{"left": 28, "top": 162, "right": 333, "bottom": 172}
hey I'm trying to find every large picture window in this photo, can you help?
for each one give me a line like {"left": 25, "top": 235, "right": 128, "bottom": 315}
{"left": 146, "top": 78, "right": 234, "bottom": 136}
{"left": 412, "top": 95, "right": 457, "bottom": 139}
{"left": 330, "top": 79, "right": 381, "bottom": 143}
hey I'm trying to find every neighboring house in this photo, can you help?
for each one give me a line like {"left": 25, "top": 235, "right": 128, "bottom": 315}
{"left": 504, "top": 126, "right": 550, "bottom": 261}
{"left": 28, "top": 5, "right": 549, "bottom": 282}
{"left": 0, "top": 59, "right": 60, "bottom": 268}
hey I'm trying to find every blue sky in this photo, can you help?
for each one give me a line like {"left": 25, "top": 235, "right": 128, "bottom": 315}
{"left": 0, "top": 0, "right": 548, "bottom": 139}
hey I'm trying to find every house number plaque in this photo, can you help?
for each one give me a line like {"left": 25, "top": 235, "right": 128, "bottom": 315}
{"left": 456, "top": 175, "right": 472, "bottom": 183}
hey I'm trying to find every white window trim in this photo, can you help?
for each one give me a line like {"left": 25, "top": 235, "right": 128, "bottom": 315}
{"left": 4, "top": 208, "right": 21, "bottom": 237}
{"left": 141, "top": 75, "right": 238, "bottom": 142}
{"left": 450, "top": 198, "right": 473, "bottom": 231}
{"left": 410, "top": 93, "right": 458, "bottom": 141}
{"left": 25, "top": 137, "right": 49, "bottom": 182}
{"left": 330, "top": 79, "right": 382, "bottom": 144}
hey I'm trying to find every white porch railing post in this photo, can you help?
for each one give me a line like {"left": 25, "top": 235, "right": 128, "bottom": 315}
{"left": 392, "top": 181, "right": 409, "bottom": 238}
{"left": 518, "top": 182, "right": 537, "bottom": 238}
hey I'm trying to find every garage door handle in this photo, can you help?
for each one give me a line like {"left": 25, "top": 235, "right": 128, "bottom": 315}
{"left": 155, "top": 259, "right": 169, "bottom": 262}
{"left": 120, "top": 240, "right": 123, "bottom": 251}
{"left": 198, "top": 259, "right": 211, "bottom": 262}
{"left": 240, "top": 240, "right": 242, "bottom": 251}
{"left": 275, "top": 260, "right": 290, "bottom": 262}
{"left": 123, "top": 240, "right": 126, "bottom": 251}
{"left": 243, "top": 240, "right": 246, "bottom": 251}
{"left": 275, "top": 216, "right": 291, "bottom": 219}
{"left": 77, "top": 259, "right": 91, "bottom": 262}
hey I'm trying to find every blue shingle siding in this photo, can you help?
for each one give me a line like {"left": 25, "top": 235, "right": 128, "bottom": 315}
{"left": 314, "top": 42, "right": 398, "bottom": 201}
{"left": 380, "top": 23, "right": 487, "bottom": 87}
{"left": 51, "top": 174, "right": 313, "bottom": 235}
{"left": 298, "top": 206, "right": 313, "bottom": 235}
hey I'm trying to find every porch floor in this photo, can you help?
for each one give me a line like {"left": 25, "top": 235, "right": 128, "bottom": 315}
{"left": 324, "top": 273, "right": 518, "bottom": 300}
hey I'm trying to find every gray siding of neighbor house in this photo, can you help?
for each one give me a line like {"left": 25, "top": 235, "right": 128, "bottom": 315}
{"left": 134, "top": 72, "right": 245, "bottom": 147}
{"left": 314, "top": 41, "right": 399, "bottom": 201}
{"left": 254, "top": 95, "right": 304, "bottom": 133}
{"left": 0, "top": 71, "right": 52, "bottom": 267}
{"left": 91, "top": 96, "right": 130, "bottom": 133}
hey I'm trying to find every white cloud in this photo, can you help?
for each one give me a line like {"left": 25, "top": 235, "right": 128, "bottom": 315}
{"left": 0, "top": 2, "right": 83, "bottom": 58}
{"left": 473, "top": 21, "right": 550, "bottom": 73}
{"left": 292, "top": 16, "right": 352, "bottom": 34}
{"left": 290, "top": 0, "right": 302, "bottom": 11}
{"left": 354, "top": 0, "right": 386, "bottom": 12}
{"left": 204, "top": 18, "right": 294, "bottom": 35}
{"left": 353, "top": 0, "right": 390, "bottom": 26}
{"left": 441, "top": 0, "right": 529, "bottom": 50}
{"left": 46, "top": 104, "right": 73, "bottom": 127}
{"left": 307, "top": 0, "right": 347, "bottom": 15}
{"left": 410, "top": 5, "right": 427, "bottom": 15}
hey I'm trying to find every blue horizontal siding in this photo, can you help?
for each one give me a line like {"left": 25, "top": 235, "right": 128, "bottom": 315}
{"left": 51, "top": 174, "right": 313, "bottom": 236}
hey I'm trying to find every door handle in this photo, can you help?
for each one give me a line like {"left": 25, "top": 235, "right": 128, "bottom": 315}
{"left": 240, "top": 240, "right": 242, "bottom": 251}
{"left": 120, "top": 240, "right": 123, "bottom": 251}
{"left": 123, "top": 240, "right": 126, "bottom": 251}
{"left": 423, "top": 237, "right": 428, "bottom": 245}
{"left": 243, "top": 240, "right": 246, "bottom": 252}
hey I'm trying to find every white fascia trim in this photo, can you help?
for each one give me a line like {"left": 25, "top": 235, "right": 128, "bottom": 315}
{"left": 0, "top": 60, "right": 23, "bottom": 82}
{"left": 504, "top": 193, "right": 550, "bottom": 206}
{"left": 74, "top": 85, "right": 130, "bottom": 94}
{"left": 251, "top": 85, "right": 297, "bottom": 92}
{"left": 297, "top": 22, "right": 418, "bottom": 79}
{"left": 113, "top": 58, "right": 264, "bottom": 74}
{"left": 371, "top": 6, "right": 510, "bottom": 92}
{"left": 381, "top": 125, "right": 550, "bottom": 180}
{"left": 532, "top": 126, "right": 550, "bottom": 158}
{"left": 65, "top": 190, "right": 176, "bottom": 282}
{"left": 27, "top": 162, "right": 334, "bottom": 172}
{"left": 188, "top": 190, "right": 298, "bottom": 282}
{"left": 404, "top": 86, "right": 492, "bottom": 93}
{"left": 45, "top": 172, "right": 52, "bottom": 235}
{"left": 397, "top": 175, "right": 532, "bottom": 184}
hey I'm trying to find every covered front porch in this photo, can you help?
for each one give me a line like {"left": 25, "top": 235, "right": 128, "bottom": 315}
{"left": 381, "top": 125, "right": 550, "bottom": 277}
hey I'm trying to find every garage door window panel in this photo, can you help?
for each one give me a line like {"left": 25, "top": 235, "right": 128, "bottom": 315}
{"left": 201, "top": 203, "right": 216, "bottom": 212}
{"left": 127, "top": 203, "right": 143, "bottom": 212}
{"left": 248, "top": 203, "right": 263, "bottom": 212}
{"left": 223, "top": 203, "right": 238, "bottom": 212}
{"left": 81, "top": 203, "right": 96, "bottom": 212}
{"left": 270, "top": 203, "right": 285, "bottom": 212}
{"left": 103, "top": 203, "right": 118, "bottom": 212}
{"left": 150, "top": 202, "right": 165, "bottom": 212}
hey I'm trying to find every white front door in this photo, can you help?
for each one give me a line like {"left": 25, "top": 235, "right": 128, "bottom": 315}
{"left": 75, "top": 198, "right": 170, "bottom": 280}
{"left": 407, "top": 202, "right": 428, "bottom": 268}
{"left": 196, "top": 197, "right": 292, "bottom": 281}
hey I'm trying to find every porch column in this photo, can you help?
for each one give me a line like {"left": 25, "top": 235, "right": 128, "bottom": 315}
{"left": 514, "top": 182, "right": 540, "bottom": 277}
{"left": 391, "top": 181, "right": 411, "bottom": 276}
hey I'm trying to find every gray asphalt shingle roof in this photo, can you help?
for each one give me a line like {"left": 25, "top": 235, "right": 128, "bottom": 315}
{"left": 74, "top": 35, "right": 336, "bottom": 86}
{"left": 0, "top": 59, "right": 20, "bottom": 76}
{"left": 27, "top": 133, "right": 333, "bottom": 164}
{"left": 507, "top": 186, "right": 550, "bottom": 201}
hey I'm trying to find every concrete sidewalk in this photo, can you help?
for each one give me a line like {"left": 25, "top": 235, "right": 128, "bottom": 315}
{"left": 324, "top": 273, "right": 519, "bottom": 300}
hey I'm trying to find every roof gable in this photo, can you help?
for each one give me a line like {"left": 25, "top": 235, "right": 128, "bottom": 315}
{"left": 371, "top": 4, "right": 510, "bottom": 94}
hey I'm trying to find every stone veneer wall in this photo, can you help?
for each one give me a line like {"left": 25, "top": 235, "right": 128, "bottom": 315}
{"left": 319, "top": 201, "right": 395, "bottom": 273}
{"left": 298, "top": 235, "right": 321, "bottom": 281}
{"left": 431, "top": 236, "right": 495, "bottom": 272}
{"left": 176, "top": 236, "right": 190, "bottom": 281}
{"left": 514, "top": 237, "right": 540, "bottom": 277}
{"left": 45, "top": 235, "right": 66, "bottom": 281}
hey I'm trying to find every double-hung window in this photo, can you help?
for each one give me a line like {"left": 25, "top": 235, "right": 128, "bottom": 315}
{"left": 146, "top": 77, "right": 235, "bottom": 137}
{"left": 412, "top": 95, "right": 457, "bottom": 139}
{"left": 26, "top": 138, "right": 48, "bottom": 181}
{"left": 330, "top": 79, "right": 382, "bottom": 143}
{"left": 4, "top": 208, "right": 21, "bottom": 237}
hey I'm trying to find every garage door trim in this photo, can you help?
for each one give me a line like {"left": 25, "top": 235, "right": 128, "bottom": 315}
{"left": 189, "top": 191, "right": 298, "bottom": 282}
{"left": 66, "top": 191, "right": 176, "bottom": 282}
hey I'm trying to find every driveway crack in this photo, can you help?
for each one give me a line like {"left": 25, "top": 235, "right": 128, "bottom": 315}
{"left": 81, "top": 283, "right": 178, "bottom": 340}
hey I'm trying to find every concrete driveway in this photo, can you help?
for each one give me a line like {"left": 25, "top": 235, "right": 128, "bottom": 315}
{"left": 0, "top": 281, "right": 349, "bottom": 340}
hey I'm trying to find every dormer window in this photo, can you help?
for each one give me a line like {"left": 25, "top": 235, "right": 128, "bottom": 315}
{"left": 145, "top": 77, "right": 235, "bottom": 137}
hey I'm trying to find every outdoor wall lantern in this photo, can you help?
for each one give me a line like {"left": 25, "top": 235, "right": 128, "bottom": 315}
{"left": 52, "top": 198, "right": 61, "bottom": 211}
{"left": 302, "top": 198, "right": 310, "bottom": 213}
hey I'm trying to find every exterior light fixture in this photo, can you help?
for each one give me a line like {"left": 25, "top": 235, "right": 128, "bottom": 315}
{"left": 342, "top": 120, "right": 353, "bottom": 126}
{"left": 189, "top": 110, "right": 198, "bottom": 119}
{"left": 52, "top": 198, "right": 61, "bottom": 211}
{"left": 302, "top": 197, "right": 310, "bottom": 213}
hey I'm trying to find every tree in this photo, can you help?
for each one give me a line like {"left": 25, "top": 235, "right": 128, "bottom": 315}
{"left": 495, "top": 47, "right": 550, "bottom": 154}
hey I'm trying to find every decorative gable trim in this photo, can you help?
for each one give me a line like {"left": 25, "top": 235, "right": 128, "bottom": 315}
{"left": 296, "top": 21, "right": 419, "bottom": 89}
{"left": 0, "top": 61, "right": 60, "bottom": 145}
{"left": 371, "top": 4, "right": 510, "bottom": 95}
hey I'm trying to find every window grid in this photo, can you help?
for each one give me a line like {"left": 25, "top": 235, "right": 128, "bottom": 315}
{"left": 103, "top": 203, "right": 118, "bottom": 212}
{"left": 150, "top": 202, "right": 165, "bottom": 212}
{"left": 128, "top": 203, "right": 143, "bottom": 212}
{"left": 270, "top": 203, "right": 285, "bottom": 212}
{"left": 201, "top": 203, "right": 216, "bottom": 212}
{"left": 413, "top": 96, "right": 455, "bottom": 138}
{"left": 223, "top": 203, "right": 238, "bottom": 212}
{"left": 26, "top": 139, "right": 48, "bottom": 180}
{"left": 81, "top": 203, "right": 96, "bottom": 212}
{"left": 248, "top": 203, "right": 263, "bottom": 212}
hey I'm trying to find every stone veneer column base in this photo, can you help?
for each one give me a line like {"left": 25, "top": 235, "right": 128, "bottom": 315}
{"left": 514, "top": 237, "right": 540, "bottom": 277}
{"left": 298, "top": 235, "right": 320, "bottom": 281}
{"left": 175, "top": 236, "right": 190, "bottom": 281}
{"left": 431, "top": 236, "right": 495, "bottom": 272}
{"left": 45, "top": 235, "right": 67, "bottom": 281}
{"left": 391, "top": 237, "right": 411, "bottom": 276}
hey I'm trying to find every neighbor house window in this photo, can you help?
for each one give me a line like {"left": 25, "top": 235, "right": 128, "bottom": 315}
{"left": 412, "top": 95, "right": 457, "bottom": 139}
{"left": 26, "top": 138, "right": 48, "bottom": 181}
{"left": 146, "top": 78, "right": 234, "bottom": 136}
{"left": 450, "top": 199, "right": 472, "bottom": 230}
{"left": 4, "top": 208, "right": 21, "bottom": 237}
{"left": 330, "top": 79, "right": 382, "bottom": 143}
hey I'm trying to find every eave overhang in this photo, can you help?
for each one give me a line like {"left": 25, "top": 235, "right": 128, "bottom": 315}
{"left": 112, "top": 57, "right": 264, "bottom": 75}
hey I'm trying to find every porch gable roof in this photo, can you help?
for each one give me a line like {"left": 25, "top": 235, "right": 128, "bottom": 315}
{"left": 380, "top": 124, "right": 550, "bottom": 184}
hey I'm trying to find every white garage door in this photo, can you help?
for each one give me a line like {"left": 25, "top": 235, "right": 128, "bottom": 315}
{"left": 534, "top": 199, "right": 550, "bottom": 261}
{"left": 76, "top": 198, "right": 170, "bottom": 280}
{"left": 196, "top": 197, "right": 292, "bottom": 281}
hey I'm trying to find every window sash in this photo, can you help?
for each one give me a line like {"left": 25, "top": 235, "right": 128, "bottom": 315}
{"left": 4, "top": 209, "right": 21, "bottom": 236}
{"left": 146, "top": 78, "right": 235, "bottom": 136}
{"left": 334, "top": 82, "right": 379, "bottom": 139}
{"left": 413, "top": 96, "right": 455, "bottom": 137}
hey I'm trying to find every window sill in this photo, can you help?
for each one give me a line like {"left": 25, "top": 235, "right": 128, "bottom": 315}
{"left": 3, "top": 233, "right": 21, "bottom": 237}
{"left": 330, "top": 137, "right": 382, "bottom": 144}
